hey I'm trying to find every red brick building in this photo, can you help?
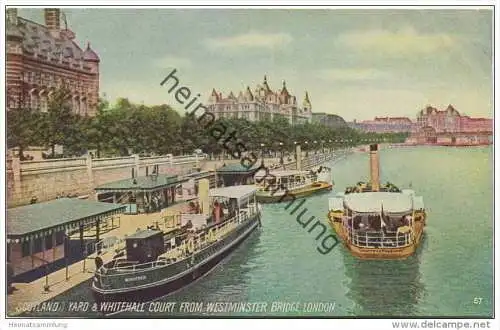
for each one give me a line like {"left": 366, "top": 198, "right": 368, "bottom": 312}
{"left": 406, "top": 105, "right": 493, "bottom": 146}
{"left": 416, "top": 105, "right": 492, "bottom": 133}
{"left": 6, "top": 8, "right": 100, "bottom": 116}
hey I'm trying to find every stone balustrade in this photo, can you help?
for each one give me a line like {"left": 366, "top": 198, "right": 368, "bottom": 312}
{"left": 7, "top": 151, "right": 341, "bottom": 208}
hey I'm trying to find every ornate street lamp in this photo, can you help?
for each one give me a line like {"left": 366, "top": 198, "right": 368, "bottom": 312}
{"left": 279, "top": 142, "right": 284, "bottom": 165}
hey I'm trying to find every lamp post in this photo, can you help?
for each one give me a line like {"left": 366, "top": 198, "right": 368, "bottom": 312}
{"left": 328, "top": 140, "right": 332, "bottom": 153}
{"left": 279, "top": 142, "right": 284, "bottom": 165}
{"left": 304, "top": 141, "right": 309, "bottom": 157}
{"left": 260, "top": 143, "right": 265, "bottom": 161}
{"left": 314, "top": 140, "right": 318, "bottom": 154}
{"left": 294, "top": 141, "right": 298, "bottom": 161}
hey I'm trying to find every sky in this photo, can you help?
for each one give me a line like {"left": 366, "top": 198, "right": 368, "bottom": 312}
{"left": 18, "top": 8, "right": 493, "bottom": 121}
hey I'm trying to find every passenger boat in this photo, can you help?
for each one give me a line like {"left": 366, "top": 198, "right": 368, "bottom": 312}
{"left": 91, "top": 181, "right": 262, "bottom": 304}
{"left": 326, "top": 144, "right": 426, "bottom": 259}
{"left": 254, "top": 166, "right": 333, "bottom": 203}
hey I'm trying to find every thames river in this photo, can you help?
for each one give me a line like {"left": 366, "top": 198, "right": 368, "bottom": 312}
{"left": 23, "top": 146, "right": 493, "bottom": 318}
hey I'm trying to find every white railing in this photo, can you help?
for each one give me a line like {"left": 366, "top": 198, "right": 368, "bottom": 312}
{"left": 92, "top": 156, "right": 135, "bottom": 168}
{"left": 345, "top": 225, "right": 412, "bottom": 248}
{"left": 140, "top": 156, "right": 173, "bottom": 166}
{"left": 173, "top": 155, "right": 199, "bottom": 165}
{"left": 17, "top": 154, "right": 200, "bottom": 174}
{"left": 20, "top": 157, "right": 86, "bottom": 172}
{"left": 258, "top": 178, "right": 316, "bottom": 194}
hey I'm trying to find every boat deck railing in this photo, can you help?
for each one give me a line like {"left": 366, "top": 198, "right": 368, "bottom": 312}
{"left": 343, "top": 223, "right": 413, "bottom": 248}
{"left": 258, "top": 179, "right": 316, "bottom": 194}
{"left": 98, "top": 202, "right": 260, "bottom": 276}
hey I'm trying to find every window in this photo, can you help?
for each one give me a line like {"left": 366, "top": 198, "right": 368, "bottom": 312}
{"left": 30, "top": 94, "right": 38, "bottom": 111}
{"left": 40, "top": 96, "right": 48, "bottom": 113}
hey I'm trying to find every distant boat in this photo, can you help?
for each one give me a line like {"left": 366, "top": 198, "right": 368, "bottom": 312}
{"left": 326, "top": 144, "right": 427, "bottom": 259}
{"left": 254, "top": 167, "right": 333, "bottom": 203}
{"left": 91, "top": 183, "right": 262, "bottom": 304}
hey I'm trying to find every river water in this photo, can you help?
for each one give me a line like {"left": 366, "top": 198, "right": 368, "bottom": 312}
{"left": 23, "top": 146, "right": 493, "bottom": 318}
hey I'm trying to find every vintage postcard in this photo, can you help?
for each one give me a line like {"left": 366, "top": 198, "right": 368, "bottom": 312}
{"left": 2, "top": 2, "right": 497, "bottom": 329}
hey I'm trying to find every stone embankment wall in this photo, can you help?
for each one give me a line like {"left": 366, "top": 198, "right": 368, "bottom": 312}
{"left": 6, "top": 151, "right": 338, "bottom": 208}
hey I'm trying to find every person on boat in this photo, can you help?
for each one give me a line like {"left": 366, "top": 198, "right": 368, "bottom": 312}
{"left": 353, "top": 216, "right": 362, "bottom": 230}
{"left": 213, "top": 201, "right": 222, "bottom": 224}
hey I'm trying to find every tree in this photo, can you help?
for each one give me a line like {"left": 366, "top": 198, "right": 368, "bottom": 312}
{"left": 39, "top": 88, "right": 77, "bottom": 156}
{"left": 6, "top": 107, "right": 39, "bottom": 159}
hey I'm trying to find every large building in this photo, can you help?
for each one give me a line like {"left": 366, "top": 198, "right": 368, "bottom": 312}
{"left": 6, "top": 8, "right": 100, "bottom": 116}
{"left": 348, "top": 117, "right": 416, "bottom": 133}
{"left": 416, "top": 105, "right": 493, "bottom": 133}
{"left": 407, "top": 105, "right": 493, "bottom": 146}
{"left": 206, "top": 76, "right": 312, "bottom": 125}
{"left": 311, "top": 112, "right": 347, "bottom": 129}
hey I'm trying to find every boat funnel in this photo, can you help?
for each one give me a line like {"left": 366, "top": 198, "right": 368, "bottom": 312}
{"left": 296, "top": 144, "right": 302, "bottom": 171}
{"left": 369, "top": 144, "right": 380, "bottom": 191}
{"left": 198, "top": 179, "right": 210, "bottom": 216}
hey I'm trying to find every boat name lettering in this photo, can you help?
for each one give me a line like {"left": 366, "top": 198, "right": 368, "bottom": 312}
{"left": 124, "top": 275, "right": 147, "bottom": 282}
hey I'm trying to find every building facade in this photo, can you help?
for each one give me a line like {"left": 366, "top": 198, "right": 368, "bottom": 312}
{"left": 6, "top": 8, "right": 100, "bottom": 116}
{"left": 348, "top": 117, "right": 415, "bottom": 133}
{"left": 406, "top": 105, "right": 493, "bottom": 145}
{"left": 206, "top": 76, "right": 312, "bottom": 125}
{"left": 416, "top": 105, "right": 493, "bottom": 133}
{"left": 311, "top": 112, "right": 347, "bottom": 129}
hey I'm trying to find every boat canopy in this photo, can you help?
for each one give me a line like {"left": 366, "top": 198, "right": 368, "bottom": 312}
{"left": 254, "top": 170, "right": 309, "bottom": 180}
{"left": 401, "top": 189, "right": 415, "bottom": 196}
{"left": 329, "top": 197, "right": 344, "bottom": 212}
{"left": 209, "top": 185, "right": 258, "bottom": 200}
{"left": 413, "top": 195, "right": 425, "bottom": 210}
{"left": 343, "top": 192, "right": 413, "bottom": 213}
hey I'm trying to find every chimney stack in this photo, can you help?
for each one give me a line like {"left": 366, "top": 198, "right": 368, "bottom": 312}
{"left": 369, "top": 144, "right": 380, "bottom": 192}
{"left": 6, "top": 8, "right": 18, "bottom": 25}
{"left": 198, "top": 179, "right": 210, "bottom": 216}
{"left": 44, "top": 8, "right": 61, "bottom": 32}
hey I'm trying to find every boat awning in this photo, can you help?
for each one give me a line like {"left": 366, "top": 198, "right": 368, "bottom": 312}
{"left": 94, "top": 174, "right": 188, "bottom": 193}
{"left": 413, "top": 195, "right": 425, "bottom": 210}
{"left": 329, "top": 197, "right": 344, "bottom": 211}
{"left": 344, "top": 192, "right": 413, "bottom": 213}
{"left": 7, "top": 198, "right": 126, "bottom": 243}
{"left": 209, "top": 185, "right": 257, "bottom": 200}
{"left": 402, "top": 189, "right": 415, "bottom": 196}
{"left": 254, "top": 170, "right": 309, "bottom": 180}
{"left": 216, "top": 163, "right": 261, "bottom": 174}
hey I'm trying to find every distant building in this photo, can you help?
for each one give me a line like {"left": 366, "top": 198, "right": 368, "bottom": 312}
{"left": 407, "top": 104, "right": 493, "bottom": 146}
{"left": 312, "top": 112, "right": 347, "bottom": 129}
{"left": 206, "top": 76, "right": 312, "bottom": 125}
{"left": 6, "top": 8, "right": 100, "bottom": 116}
{"left": 416, "top": 104, "right": 493, "bottom": 133}
{"left": 348, "top": 116, "right": 415, "bottom": 133}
